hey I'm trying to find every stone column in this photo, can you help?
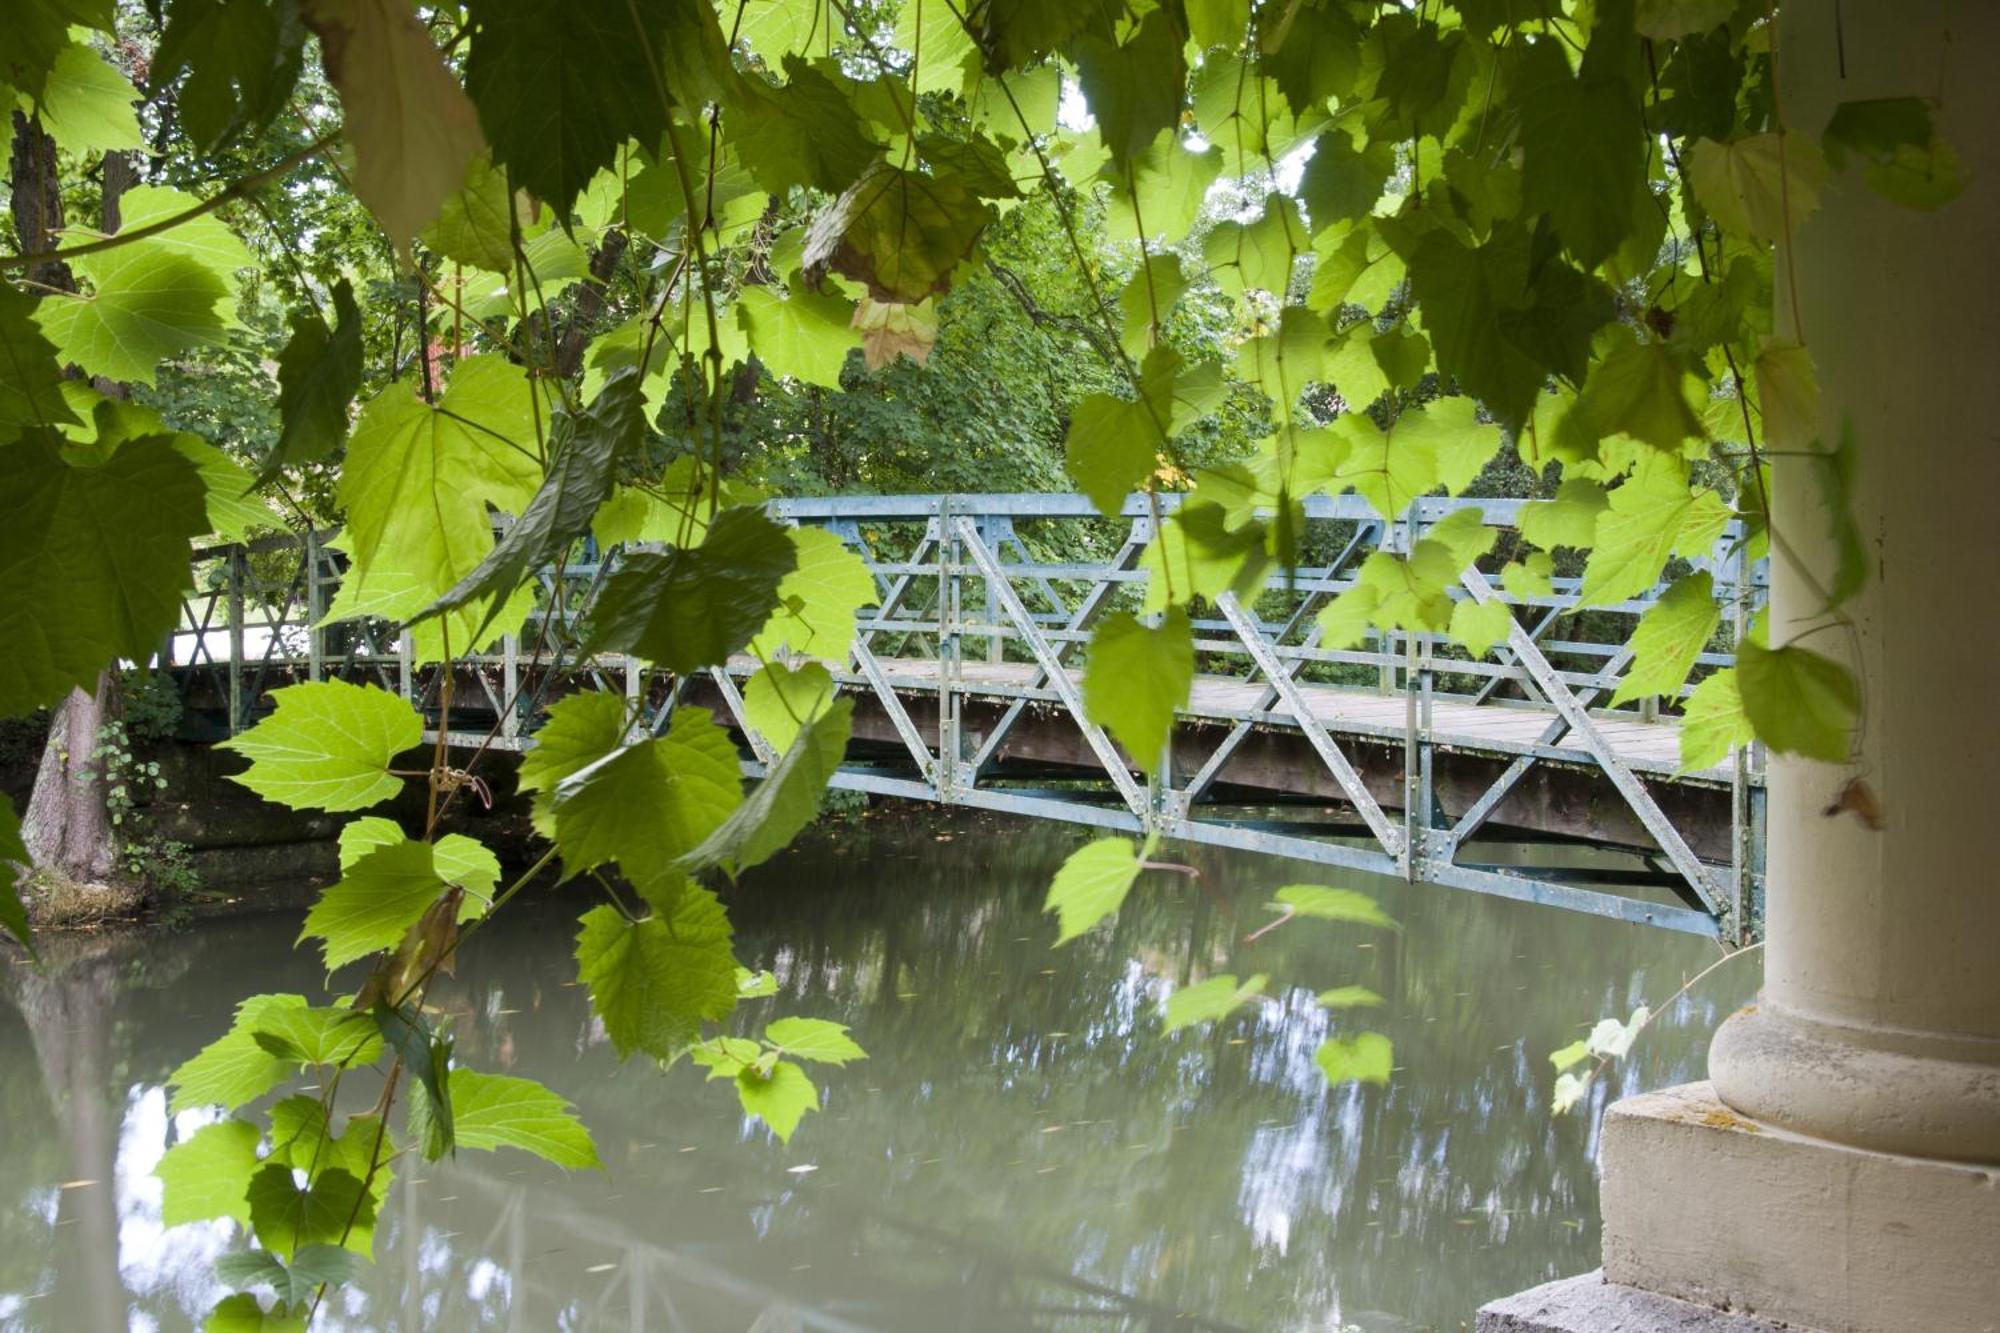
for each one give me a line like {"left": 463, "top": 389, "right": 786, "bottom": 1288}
{"left": 1705, "top": 0, "right": 2000, "bottom": 1167}
{"left": 1483, "top": 4, "right": 2000, "bottom": 1331}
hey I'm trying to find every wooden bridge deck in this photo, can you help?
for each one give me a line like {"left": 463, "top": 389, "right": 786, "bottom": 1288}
{"left": 827, "top": 657, "right": 1718, "bottom": 784}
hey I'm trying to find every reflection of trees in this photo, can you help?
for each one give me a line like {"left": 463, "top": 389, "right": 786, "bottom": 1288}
{"left": 0, "top": 812, "right": 1750, "bottom": 1331}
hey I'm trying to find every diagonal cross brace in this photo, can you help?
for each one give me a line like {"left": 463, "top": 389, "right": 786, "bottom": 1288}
{"left": 1457, "top": 566, "right": 1722, "bottom": 914}
{"left": 955, "top": 518, "right": 1151, "bottom": 820}
{"left": 1215, "top": 591, "right": 1405, "bottom": 859}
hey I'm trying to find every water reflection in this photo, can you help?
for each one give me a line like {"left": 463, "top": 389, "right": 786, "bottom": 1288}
{"left": 0, "top": 809, "right": 1750, "bottom": 1331}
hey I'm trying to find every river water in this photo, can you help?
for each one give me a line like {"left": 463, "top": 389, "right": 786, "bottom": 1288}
{"left": 0, "top": 808, "right": 1751, "bottom": 1332}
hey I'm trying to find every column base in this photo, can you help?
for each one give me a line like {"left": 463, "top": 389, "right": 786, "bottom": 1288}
{"left": 1476, "top": 1273, "right": 1793, "bottom": 1333}
{"left": 1598, "top": 1082, "right": 2000, "bottom": 1333}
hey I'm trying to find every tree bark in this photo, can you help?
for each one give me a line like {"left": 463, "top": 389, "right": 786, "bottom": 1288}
{"left": 11, "top": 113, "right": 131, "bottom": 895}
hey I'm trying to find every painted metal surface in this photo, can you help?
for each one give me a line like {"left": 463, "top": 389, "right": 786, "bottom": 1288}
{"left": 162, "top": 493, "right": 1765, "bottom": 940}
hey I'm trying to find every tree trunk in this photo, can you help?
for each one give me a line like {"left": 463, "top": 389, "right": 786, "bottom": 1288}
{"left": 22, "top": 682, "right": 120, "bottom": 887}
{"left": 12, "top": 114, "right": 135, "bottom": 899}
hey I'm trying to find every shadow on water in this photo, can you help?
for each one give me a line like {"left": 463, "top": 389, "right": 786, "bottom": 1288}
{"left": 0, "top": 807, "right": 1752, "bottom": 1332}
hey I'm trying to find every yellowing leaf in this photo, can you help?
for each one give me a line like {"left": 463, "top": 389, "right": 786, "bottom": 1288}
{"left": 1612, "top": 572, "right": 1721, "bottom": 704}
{"left": 304, "top": 0, "right": 487, "bottom": 257}
{"left": 1689, "top": 132, "right": 1828, "bottom": 244}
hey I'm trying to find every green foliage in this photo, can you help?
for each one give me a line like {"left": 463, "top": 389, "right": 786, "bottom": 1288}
{"left": 1163, "top": 974, "right": 1267, "bottom": 1033}
{"left": 1044, "top": 837, "right": 1145, "bottom": 945}
{"left": 575, "top": 890, "right": 738, "bottom": 1061}
{"left": 1082, "top": 609, "right": 1192, "bottom": 773}
{"left": 588, "top": 507, "right": 797, "bottom": 673}
{"left": 1613, "top": 573, "right": 1722, "bottom": 705}
{"left": 1314, "top": 1033, "right": 1394, "bottom": 1087}
{"left": 219, "top": 680, "right": 421, "bottom": 812}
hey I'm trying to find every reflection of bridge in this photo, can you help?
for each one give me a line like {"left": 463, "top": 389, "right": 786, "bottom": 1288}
{"left": 165, "top": 494, "right": 1764, "bottom": 941}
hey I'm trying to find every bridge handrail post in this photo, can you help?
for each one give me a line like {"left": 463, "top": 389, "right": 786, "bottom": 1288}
{"left": 937, "top": 497, "right": 960, "bottom": 801}
{"left": 226, "top": 546, "right": 247, "bottom": 734}
{"left": 304, "top": 530, "right": 326, "bottom": 682}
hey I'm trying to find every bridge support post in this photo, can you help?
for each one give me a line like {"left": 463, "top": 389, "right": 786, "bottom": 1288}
{"left": 1482, "top": 4, "right": 2000, "bottom": 1329}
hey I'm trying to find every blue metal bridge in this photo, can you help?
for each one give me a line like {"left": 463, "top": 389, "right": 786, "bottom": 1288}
{"left": 163, "top": 493, "right": 1766, "bottom": 943}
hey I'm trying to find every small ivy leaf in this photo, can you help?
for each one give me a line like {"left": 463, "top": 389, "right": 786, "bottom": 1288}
{"left": 735, "top": 1059, "right": 819, "bottom": 1143}
{"left": 1552, "top": 1070, "right": 1592, "bottom": 1115}
{"left": 1315, "top": 1032, "right": 1394, "bottom": 1087}
{"left": 1044, "top": 837, "right": 1143, "bottom": 945}
{"left": 1269, "top": 885, "right": 1397, "bottom": 930}
{"left": 1317, "top": 986, "right": 1385, "bottom": 1010}
{"left": 763, "top": 1016, "right": 868, "bottom": 1066}
{"left": 1549, "top": 1038, "right": 1594, "bottom": 1072}
{"left": 1163, "top": 973, "right": 1268, "bottom": 1033}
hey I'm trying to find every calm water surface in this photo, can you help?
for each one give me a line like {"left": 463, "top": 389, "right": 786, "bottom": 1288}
{"left": 0, "top": 809, "right": 1752, "bottom": 1332}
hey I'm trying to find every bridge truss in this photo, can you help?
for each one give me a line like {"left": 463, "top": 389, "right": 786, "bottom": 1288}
{"left": 164, "top": 494, "right": 1765, "bottom": 943}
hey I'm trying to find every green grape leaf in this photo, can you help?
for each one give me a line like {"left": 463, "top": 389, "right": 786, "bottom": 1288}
{"left": 1574, "top": 328, "right": 1703, "bottom": 452}
{"left": 737, "top": 281, "right": 859, "bottom": 389}
{"left": 168, "top": 994, "right": 311, "bottom": 1113}
{"left": 1516, "top": 41, "right": 1645, "bottom": 268}
{"left": 1503, "top": 551, "right": 1555, "bottom": 598}
{"left": 250, "top": 1003, "right": 385, "bottom": 1067}
{"left": 1072, "top": 10, "right": 1186, "bottom": 169}
{"left": 1300, "top": 129, "right": 1394, "bottom": 227}
{"left": 245, "top": 1162, "right": 372, "bottom": 1262}
{"left": 4, "top": 0, "right": 112, "bottom": 100}
{"left": 332, "top": 355, "right": 544, "bottom": 622}
{"left": 1579, "top": 457, "right": 1731, "bottom": 607}
{"left": 0, "top": 283, "right": 78, "bottom": 442}
{"left": 734, "top": 57, "right": 883, "bottom": 196}
{"left": 588, "top": 506, "right": 797, "bottom": 673}
{"left": 219, "top": 680, "right": 421, "bottom": 812}
{"left": 301, "top": 837, "right": 454, "bottom": 972}
{"left": 1738, "top": 634, "right": 1858, "bottom": 764}
{"left": 1612, "top": 572, "right": 1720, "bottom": 704}
{"left": 1519, "top": 479, "right": 1608, "bottom": 551}
{"left": 517, "top": 692, "right": 630, "bottom": 834}
{"left": 735, "top": 1059, "right": 818, "bottom": 1143}
{"left": 749, "top": 526, "right": 877, "bottom": 661}
{"left": 1316, "top": 583, "right": 1381, "bottom": 650}
{"left": 681, "top": 697, "right": 852, "bottom": 877}
{"left": 1270, "top": 884, "right": 1397, "bottom": 929}
{"left": 547, "top": 706, "right": 744, "bottom": 902}
{"left": 204, "top": 1292, "right": 307, "bottom": 1332}
{"left": 1317, "top": 985, "right": 1385, "bottom": 1010}
{"left": 423, "top": 367, "right": 645, "bottom": 630}
{"left": 764, "top": 1016, "right": 867, "bottom": 1066}
{"left": 37, "top": 41, "right": 144, "bottom": 154}
{"left": 802, "top": 161, "right": 994, "bottom": 304}
{"left": 423, "top": 150, "right": 527, "bottom": 272}
{"left": 157, "top": 1118, "right": 261, "bottom": 1227}
{"left": 461, "top": 0, "right": 678, "bottom": 215}
{"left": 1064, "top": 392, "right": 1159, "bottom": 518}
{"left": 1315, "top": 1032, "right": 1394, "bottom": 1086}
{"left": 743, "top": 661, "right": 835, "bottom": 755}
{"left": 1082, "top": 608, "right": 1193, "bottom": 773}
{"left": 153, "top": 0, "right": 305, "bottom": 151}
{"left": 34, "top": 242, "right": 230, "bottom": 385}
{"left": 303, "top": 0, "right": 486, "bottom": 256}
{"left": 1045, "top": 837, "right": 1142, "bottom": 945}
{"left": 894, "top": 0, "right": 979, "bottom": 93}
{"left": 1333, "top": 408, "right": 1442, "bottom": 520}
{"left": 268, "top": 278, "right": 364, "bottom": 476}
{"left": 1689, "top": 132, "right": 1828, "bottom": 244}
{"left": 1822, "top": 96, "right": 1966, "bottom": 210}
{"left": 1101, "top": 131, "right": 1224, "bottom": 245}
{"left": 1203, "top": 194, "right": 1305, "bottom": 299}
{"left": 1118, "top": 253, "right": 1188, "bottom": 356}
{"left": 443, "top": 1067, "right": 600, "bottom": 1168}
{"left": 1678, "top": 667, "right": 1752, "bottom": 772}
{"left": 1163, "top": 973, "right": 1267, "bottom": 1033}
{"left": 0, "top": 430, "right": 206, "bottom": 714}
{"left": 1449, "top": 599, "right": 1515, "bottom": 657}
{"left": 575, "top": 890, "right": 739, "bottom": 1061}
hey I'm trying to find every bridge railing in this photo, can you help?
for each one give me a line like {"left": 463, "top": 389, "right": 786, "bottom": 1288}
{"left": 162, "top": 492, "right": 1766, "bottom": 941}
